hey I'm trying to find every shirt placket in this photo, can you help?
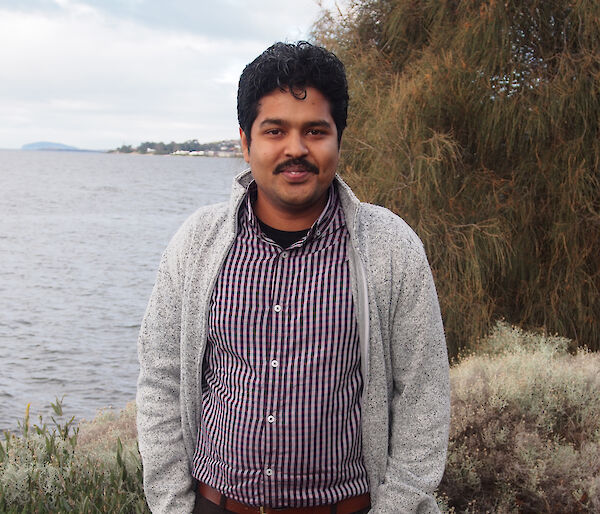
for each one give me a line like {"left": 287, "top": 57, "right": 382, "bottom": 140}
{"left": 262, "top": 243, "right": 291, "bottom": 506}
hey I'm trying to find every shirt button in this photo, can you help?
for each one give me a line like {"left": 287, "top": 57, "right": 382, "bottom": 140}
{"left": 265, "top": 468, "right": 273, "bottom": 477}
{"left": 266, "top": 415, "right": 275, "bottom": 423}
{"left": 281, "top": 251, "right": 288, "bottom": 259}
{"left": 273, "top": 304, "right": 282, "bottom": 313}
{"left": 271, "top": 359, "right": 279, "bottom": 368}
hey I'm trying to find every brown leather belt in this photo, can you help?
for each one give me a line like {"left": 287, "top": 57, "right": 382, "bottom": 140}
{"left": 197, "top": 482, "right": 371, "bottom": 514}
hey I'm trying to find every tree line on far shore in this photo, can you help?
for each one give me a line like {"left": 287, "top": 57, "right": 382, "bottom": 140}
{"left": 113, "top": 139, "right": 240, "bottom": 155}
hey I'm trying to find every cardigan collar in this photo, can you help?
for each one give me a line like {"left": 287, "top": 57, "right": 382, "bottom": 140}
{"left": 228, "top": 168, "right": 362, "bottom": 241}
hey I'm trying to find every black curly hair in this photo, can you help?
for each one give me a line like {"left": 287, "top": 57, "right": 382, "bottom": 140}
{"left": 237, "top": 41, "right": 348, "bottom": 147}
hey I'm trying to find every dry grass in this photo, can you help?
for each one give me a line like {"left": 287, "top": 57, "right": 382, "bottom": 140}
{"left": 77, "top": 401, "right": 138, "bottom": 460}
{"left": 440, "top": 322, "right": 600, "bottom": 513}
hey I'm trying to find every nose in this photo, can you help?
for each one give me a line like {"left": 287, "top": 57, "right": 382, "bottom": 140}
{"left": 284, "top": 132, "right": 308, "bottom": 158}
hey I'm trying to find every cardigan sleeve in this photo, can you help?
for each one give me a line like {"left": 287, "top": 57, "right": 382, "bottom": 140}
{"left": 136, "top": 243, "right": 196, "bottom": 514}
{"left": 372, "top": 242, "right": 450, "bottom": 513}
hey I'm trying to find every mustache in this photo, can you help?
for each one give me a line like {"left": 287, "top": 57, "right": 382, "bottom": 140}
{"left": 274, "top": 158, "right": 319, "bottom": 175}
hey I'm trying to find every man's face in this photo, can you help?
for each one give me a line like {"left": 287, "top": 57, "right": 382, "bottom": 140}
{"left": 240, "top": 86, "right": 340, "bottom": 229}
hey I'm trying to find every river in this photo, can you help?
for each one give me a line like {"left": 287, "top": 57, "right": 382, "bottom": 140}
{"left": 0, "top": 150, "right": 246, "bottom": 430}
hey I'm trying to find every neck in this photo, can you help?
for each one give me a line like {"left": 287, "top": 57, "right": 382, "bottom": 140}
{"left": 253, "top": 195, "right": 327, "bottom": 231}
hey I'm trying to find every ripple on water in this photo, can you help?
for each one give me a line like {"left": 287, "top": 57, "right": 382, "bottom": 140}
{"left": 0, "top": 151, "right": 246, "bottom": 429}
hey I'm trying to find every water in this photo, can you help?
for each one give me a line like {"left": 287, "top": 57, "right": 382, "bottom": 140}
{"left": 0, "top": 150, "right": 246, "bottom": 430}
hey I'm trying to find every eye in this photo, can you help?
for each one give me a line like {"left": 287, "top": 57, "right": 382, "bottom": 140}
{"left": 265, "top": 128, "right": 283, "bottom": 136}
{"left": 307, "top": 128, "right": 324, "bottom": 136}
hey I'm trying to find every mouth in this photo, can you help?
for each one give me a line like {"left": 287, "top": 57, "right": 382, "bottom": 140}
{"left": 275, "top": 159, "right": 319, "bottom": 176}
{"left": 282, "top": 167, "right": 311, "bottom": 176}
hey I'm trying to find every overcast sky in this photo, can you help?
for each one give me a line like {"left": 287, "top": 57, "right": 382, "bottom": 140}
{"left": 0, "top": 0, "right": 340, "bottom": 150}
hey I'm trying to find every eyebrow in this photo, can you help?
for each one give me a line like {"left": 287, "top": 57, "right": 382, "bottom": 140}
{"left": 259, "top": 118, "right": 333, "bottom": 128}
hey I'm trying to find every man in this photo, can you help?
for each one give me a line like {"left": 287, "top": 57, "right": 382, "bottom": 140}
{"left": 137, "top": 41, "right": 450, "bottom": 514}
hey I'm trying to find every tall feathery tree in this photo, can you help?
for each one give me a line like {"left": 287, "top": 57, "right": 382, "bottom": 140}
{"left": 313, "top": 0, "right": 600, "bottom": 356}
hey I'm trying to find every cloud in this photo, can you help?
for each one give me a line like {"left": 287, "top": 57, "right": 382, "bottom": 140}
{"left": 0, "top": 0, "right": 335, "bottom": 149}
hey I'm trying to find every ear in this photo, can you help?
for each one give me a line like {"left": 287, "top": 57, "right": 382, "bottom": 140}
{"left": 239, "top": 127, "right": 250, "bottom": 163}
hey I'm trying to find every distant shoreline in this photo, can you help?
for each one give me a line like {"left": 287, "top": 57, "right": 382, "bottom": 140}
{"left": 111, "top": 150, "right": 244, "bottom": 158}
{"left": 17, "top": 138, "right": 243, "bottom": 157}
{"left": 3, "top": 148, "right": 243, "bottom": 158}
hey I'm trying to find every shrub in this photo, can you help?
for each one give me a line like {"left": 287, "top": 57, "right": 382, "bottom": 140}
{"left": 0, "top": 399, "right": 149, "bottom": 513}
{"left": 440, "top": 322, "right": 600, "bottom": 513}
{"left": 312, "top": 0, "right": 600, "bottom": 356}
{"left": 3, "top": 326, "right": 599, "bottom": 513}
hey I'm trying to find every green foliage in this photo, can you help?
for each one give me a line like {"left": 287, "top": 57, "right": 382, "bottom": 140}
{"left": 0, "top": 399, "right": 149, "bottom": 513}
{"left": 313, "top": 0, "right": 600, "bottom": 355}
{"left": 115, "top": 144, "right": 133, "bottom": 153}
{"left": 442, "top": 322, "right": 600, "bottom": 513}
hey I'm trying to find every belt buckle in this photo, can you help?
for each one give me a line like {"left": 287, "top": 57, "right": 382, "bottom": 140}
{"left": 259, "top": 508, "right": 265, "bottom": 514}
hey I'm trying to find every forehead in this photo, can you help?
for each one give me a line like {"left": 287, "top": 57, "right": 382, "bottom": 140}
{"left": 254, "top": 86, "right": 333, "bottom": 122}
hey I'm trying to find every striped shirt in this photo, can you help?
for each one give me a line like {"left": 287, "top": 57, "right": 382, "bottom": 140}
{"left": 192, "top": 183, "right": 368, "bottom": 507}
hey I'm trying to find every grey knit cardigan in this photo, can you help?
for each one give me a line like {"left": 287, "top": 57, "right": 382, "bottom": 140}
{"left": 137, "top": 170, "right": 450, "bottom": 513}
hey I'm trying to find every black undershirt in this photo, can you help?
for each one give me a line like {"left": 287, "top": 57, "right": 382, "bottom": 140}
{"left": 257, "top": 219, "right": 309, "bottom": 249}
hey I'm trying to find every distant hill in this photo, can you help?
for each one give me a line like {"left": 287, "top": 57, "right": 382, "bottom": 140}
{"left": 22, "top": 142, "right": 80, "bottom": 151}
